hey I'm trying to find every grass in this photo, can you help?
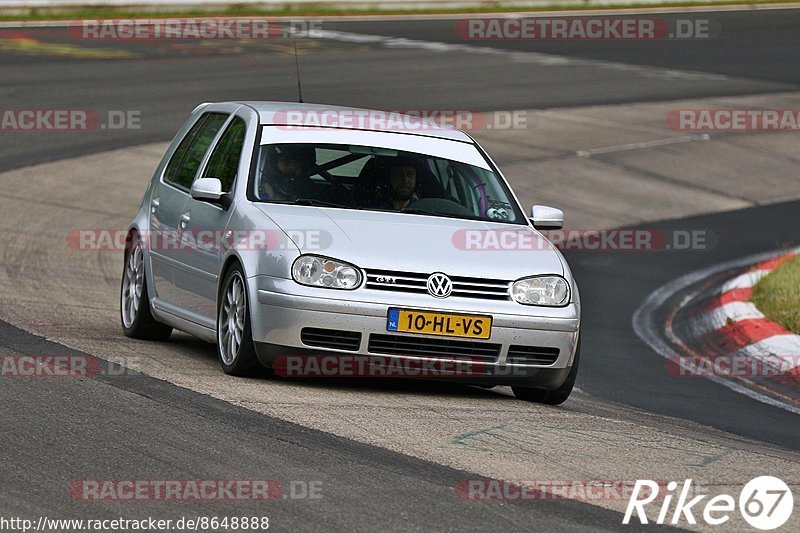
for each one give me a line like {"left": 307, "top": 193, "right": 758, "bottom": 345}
{"left": 0, "top": 1, "right": 797, "bottom": 22}
{"left": 751, "top": 254, "right": 800, "bottom": 334}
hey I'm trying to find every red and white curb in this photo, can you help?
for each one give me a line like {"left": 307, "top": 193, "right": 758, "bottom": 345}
{"left": 697, "top": 255, "right": 800, "bottom": 372}
{"left": 634, "top": 246, "right": 800, "bottom": 414}
{"left": 690, "top": 255, "right": 799, "bottom": 343}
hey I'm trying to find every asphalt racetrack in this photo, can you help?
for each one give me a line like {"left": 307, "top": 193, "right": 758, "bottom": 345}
{"left": 1, "top": 7, "right": 799, "bottom": 531}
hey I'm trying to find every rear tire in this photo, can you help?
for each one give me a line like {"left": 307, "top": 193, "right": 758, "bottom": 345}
{"left": 216, "top": 263, "right": 260, "bottom": 376}
{"left": 120, "top": 233, "right": 172, "bottom": 341}
{"left": 512, "top": 339, "right": 580, "bottom": 405}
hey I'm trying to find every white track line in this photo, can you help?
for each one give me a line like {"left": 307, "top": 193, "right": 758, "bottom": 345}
{"left": 316, "top": 29, "right": 729, "bottom": 82}
{"left": 576, "top": 133, "right": 710, "bottom": 157}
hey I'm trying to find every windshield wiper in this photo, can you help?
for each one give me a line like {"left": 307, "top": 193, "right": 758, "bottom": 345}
{"left": 401, "top": 208, "right": 483, "bottom": 221}
{"left": 292, "top": 198, "right": 351, "bottom": 209}
{"left": 357, "top": 206, "right": 483, "bottom": 222}
{"left": 400, "top": 208, "right": 439, "bottom": 216}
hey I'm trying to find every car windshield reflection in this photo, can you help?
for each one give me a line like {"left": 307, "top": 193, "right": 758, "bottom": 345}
{"left": 252, "top": 143, "right": 525, "bottom": 225}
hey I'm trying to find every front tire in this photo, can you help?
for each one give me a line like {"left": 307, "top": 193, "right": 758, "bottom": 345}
{"left": 120, "top": 233, "right": 172, "bottom": 340}
{"left": 216, "top": 263, "right": 260, "bottom": 376}
{"left": 512, "top": 339, "right": 580, "bottom": 405}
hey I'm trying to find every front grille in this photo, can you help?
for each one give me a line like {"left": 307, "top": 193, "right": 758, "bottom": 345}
{"left": 301, "top": 328, "right": 361, "bottom": 351}
{"left": 368, "top": 333, "right": 501, "bottom": 363}
{"left": 364, "top": 269, "right": 510, "bottom": 300}
{"left": 506, "top": 345, "right": 560, "bottom": 365}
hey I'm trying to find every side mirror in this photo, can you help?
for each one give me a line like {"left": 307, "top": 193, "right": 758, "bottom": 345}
{"left": 530, "top": 205, "right": 565, "bottom": 230}
{"left": 191, "top": 177, "right": 223, "bottom": 202}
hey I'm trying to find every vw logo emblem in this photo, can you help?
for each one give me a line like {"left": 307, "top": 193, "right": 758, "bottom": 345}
{"left": 426, "top": 272, "right": 453, "bottom": 298}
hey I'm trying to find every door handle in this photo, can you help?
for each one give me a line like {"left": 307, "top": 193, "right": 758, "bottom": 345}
{"left": 180, "top": 212, "right": 191, "bottom": 229}
{"left": 150, "top": 197, "right": 160, "bottom": 214}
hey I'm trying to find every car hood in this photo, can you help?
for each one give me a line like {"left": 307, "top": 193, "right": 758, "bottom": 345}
{"left": 255, "top": 204, "right": 564, "bottom": 280}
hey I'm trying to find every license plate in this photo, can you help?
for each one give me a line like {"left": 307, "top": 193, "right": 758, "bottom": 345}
{"left": 386, "top": 308, "right": 492, "bottom": 339}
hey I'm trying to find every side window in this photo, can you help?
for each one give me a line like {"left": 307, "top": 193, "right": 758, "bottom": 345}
{"left": 202, "top": 117, "right": 246, "bottom": 193}
{"left": 163, "top": 112, "right": 228, "bottom": 189}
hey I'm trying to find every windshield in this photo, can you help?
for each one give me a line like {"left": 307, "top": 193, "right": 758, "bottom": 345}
{"left": 251, "top": 143, "right": 525, "bottom": 224}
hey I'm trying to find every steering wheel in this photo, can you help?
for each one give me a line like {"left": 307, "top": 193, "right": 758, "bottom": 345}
{"left": 313, "top": 166, "right": 353, "bottom": 203}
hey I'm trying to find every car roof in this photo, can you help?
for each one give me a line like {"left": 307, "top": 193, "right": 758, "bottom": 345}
{"left": 232, "top": 101, "right": 474, "bottom": 143}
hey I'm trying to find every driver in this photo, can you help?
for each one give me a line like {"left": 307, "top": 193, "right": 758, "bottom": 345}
{"left": 374, "top": 157, "right": 420, "bottom": 210}
{"left": 259, "top": 144, "right": 316, "bottom": 201}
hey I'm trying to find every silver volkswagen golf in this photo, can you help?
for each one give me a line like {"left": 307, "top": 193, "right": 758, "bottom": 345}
{"left": 121, "top": 102, "right": 581, "bottom": 404}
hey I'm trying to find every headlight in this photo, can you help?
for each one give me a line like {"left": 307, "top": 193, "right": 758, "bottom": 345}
{"left": 291, "top": 255, "right": 362, "bottom": 290}
{"left": 511, "top": 275, "right": 570, "bottom": 306}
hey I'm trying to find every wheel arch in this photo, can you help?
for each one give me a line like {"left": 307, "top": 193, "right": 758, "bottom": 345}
{"left": 218, "top": 252, "right": 246, "bottom": 303}
{"left": 124, "top": 225, "right": 158, "bottom": 306}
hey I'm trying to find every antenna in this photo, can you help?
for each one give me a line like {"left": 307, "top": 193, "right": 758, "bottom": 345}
{"left": 293, "top": 40, "right": 304, "bottom": 104}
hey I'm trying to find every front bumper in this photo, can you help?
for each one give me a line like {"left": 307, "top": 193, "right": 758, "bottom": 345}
{"left": 249, "top": 276, "right": 580, "bottom": 387}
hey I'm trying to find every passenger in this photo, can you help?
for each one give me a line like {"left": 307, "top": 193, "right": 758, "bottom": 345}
{"left": 259, "top": 145, "right": 316, "bottom": 201}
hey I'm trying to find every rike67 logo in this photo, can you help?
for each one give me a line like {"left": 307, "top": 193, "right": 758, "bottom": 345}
{"left": 624, "top": 477, "right": 793, "bottom": 530}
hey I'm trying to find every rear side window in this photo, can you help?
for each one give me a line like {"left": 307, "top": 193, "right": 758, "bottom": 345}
{"left": 202, "top": 117, "right": 246, "bottom": 193}
{"left": 164, "top": 112, "right": 228, "bottom": 189}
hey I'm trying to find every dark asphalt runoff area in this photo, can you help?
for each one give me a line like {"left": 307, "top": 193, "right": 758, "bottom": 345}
{"left": 1, "top": 7, "right": 799, "bottom": 530}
